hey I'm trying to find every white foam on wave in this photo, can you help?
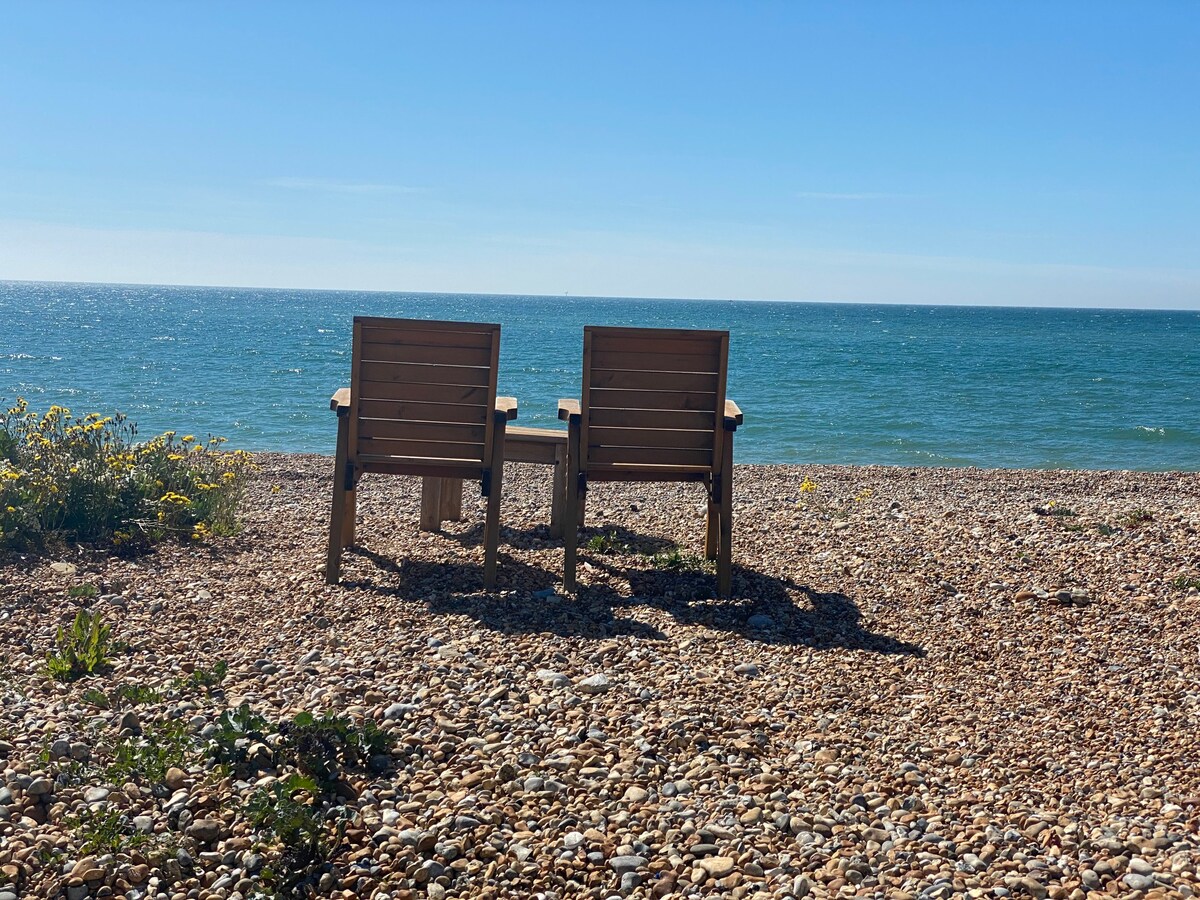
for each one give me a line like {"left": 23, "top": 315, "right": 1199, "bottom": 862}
{"left": 1135, "top": 426, "right": 1166, "bottom": 435}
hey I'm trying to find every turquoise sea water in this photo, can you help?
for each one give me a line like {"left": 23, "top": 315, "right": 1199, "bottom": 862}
{"left": 2, "top": 281, "right": 1198, "bottom": 470}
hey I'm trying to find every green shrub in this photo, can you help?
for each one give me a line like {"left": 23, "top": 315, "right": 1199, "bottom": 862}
{"left": 45, "top": 609, "right": 114, "bottom": 681}
{"left": 246, "top": 774, "right": 351, "bottom": 897}
{"left": 208, "top": 703, "right": 272, "bottom": 772}
{"left": 0, "top": 398, "right": 254, "bottom": 549}
{"left": 585, "top": 530, "right": 628, "bottom": 554}
{"left": 278, "top": 711, "right": 393, "bottom": 785}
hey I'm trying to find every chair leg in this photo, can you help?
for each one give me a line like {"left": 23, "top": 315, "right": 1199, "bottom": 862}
{"left": 563, "top": 419, "right": 582, "bottom": 592}
{"left": 341, "top": 488, "right": 357, "bottom": 547}
{"left": 549, "top": 444, "right": 566, "bottom": 539}
{"left": 419, "top": 476, "right": 443, "bottom": 531}
{"left": 326, "top": 415, "right": 351, "bottom": 584}
{"left": 717, "top": 433, "right": 734, "bottom": 598}
{"left": 441, "top": 477, "right": 463, "bottom": 521}
{"left": 483, "top": 423, "right": 505, "bottom": 589}
{"left": 705, "top": 497, "right": 719, "bottom": 560}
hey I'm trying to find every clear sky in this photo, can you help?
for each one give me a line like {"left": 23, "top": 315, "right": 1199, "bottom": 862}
{"left": 1, "top": 2, "right": 1197, "bottom": 308}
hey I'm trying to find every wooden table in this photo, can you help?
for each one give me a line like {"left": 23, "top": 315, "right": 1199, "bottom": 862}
{"left": 420, "top": 425, "right": 569, "bottom": 538}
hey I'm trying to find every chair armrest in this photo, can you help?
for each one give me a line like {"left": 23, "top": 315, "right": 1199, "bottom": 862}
{"left": 558, "top": 399, "right": 581, "bottom": 422}
{"left": 495, "top": 396, "right": 518, "bottom": 421}
{"left": 331, "top": 388, "right": 351, "bottom": 415}
{"left": 723, "top": 399, "right": 743, "bottom": 430}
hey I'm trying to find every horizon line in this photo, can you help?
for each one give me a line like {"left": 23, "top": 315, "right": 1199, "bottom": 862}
{"left": 1, "top": 277, "right": 1197, "bottom": 314}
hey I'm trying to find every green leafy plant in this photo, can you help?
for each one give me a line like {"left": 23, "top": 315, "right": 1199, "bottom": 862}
{"left": 174, "top": 659, "right": 228, "bottom": 693}
{"left": 82, "top": 682, "right": 162, "bottom": 709}
{"left": 105, "top": 718, "right": 192, "bottom": 785}
{"left": 246, "top": 774, "right": 352, "bottom": 898}
{"left": 0, "top": 398, "right": 255, "bottom": 549}
{"left": 45, "top": 609, "right": 114, "bottom": 681}
{"left": 208, "top": 703, "right": 272, "bottom": 772}
{"left": 68, "top": 582, "right": 100, "bottom": 599}
{"left": 67, "top": 806, "right": 151, "bottom": 856}
{"left": 1122, "top": 509, "right": 1153, "bottom": 527}
{"left": 651, "top": 548, "right": 715, "bottom": 573}
{"left": 278, "top": 711, "right": 393, "bottom": 785}
{"left": 1171, "top": 575, "right": 1200, "bottom": 591}
{"left": 585, "top": 530, "right": 629, "bottom": 555}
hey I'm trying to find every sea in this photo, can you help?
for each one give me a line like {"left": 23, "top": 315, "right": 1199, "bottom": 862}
{"left": 2, "top": 281, "right": 1198, "bottom": 471}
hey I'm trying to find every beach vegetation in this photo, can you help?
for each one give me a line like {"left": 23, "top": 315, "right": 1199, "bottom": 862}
{"left": 208, "top": 703, "right": 272, "bottom": 772}
{"left": 278, "top": 711, "right": 394, "bottom": 786}
{"left": 67, "top": 582, "right": 100, "bottom": 599}
{"left": 246, "top": 773, "right": 352, "bottom": 898}
{"left": 104, "top": 718, "right": 192, "bottom": 785}
{"left": 174, "top": 659, "right": 228, "bottom": 694}
{"left": 1171, "top": 575, "right": 1200, "bottom": 591}
{"left": 0, "top": 398, "right": 254, "bottom": 550}
{"left": 67, "top": 806, "right": 151, "bottom": 856}
{"left": 796, "top": 477, "right": 873, "bottom": 519}
{"left": 585, "top": 529, "right": 629, "bottom": 555}
{"left": 82, "top": 681, "right": 162, "bottom": 709}
{"left": 1122, "top": 509, "right": 1153, "bottom": 527}
{"left": 652, "top": 547, "right": 715, "bottom": 573}
{"left": 45, "top": 609, "right": 115, "bottom": 682}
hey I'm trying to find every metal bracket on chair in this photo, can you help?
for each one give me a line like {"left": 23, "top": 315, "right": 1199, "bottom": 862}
{"left": 343, "top": 462, "right": 356, "bottom": 492}
{"left": 577, "top": 471, "right": 588, "bottom": 495}
{"left": 481, "top": 470, "right": 492, "bottom": 498}
{"left": 710, "top": 472, "right": 722, "bottom": 503}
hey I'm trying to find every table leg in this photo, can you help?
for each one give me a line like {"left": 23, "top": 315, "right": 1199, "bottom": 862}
{"left": 440, "top": 477, "right": 463, "bottom": 521}
{"left": 419, "top": 476, "right": 443, "bottom": 531}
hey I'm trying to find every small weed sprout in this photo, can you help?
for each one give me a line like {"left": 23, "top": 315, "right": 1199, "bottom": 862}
{"left": 278, "top": 711, "right": 394, "bottom": 785}
{"left": 651, "top": 547, "right": 715, "bottom": 573}
{"left": 585, "top": 530, "right": 629, "bottom": 555}
{"left": 1171, "top": 575, "right": 1200, "bottom": 591}
{"left": 82, "top": 682, "right": 162, "bottom": 709}
{"left": 68, "top": 583, "right": 100, "bottom": 599}
{"left": 1122, "top": 509, "right": 1154, "bottom": 527}
{"left": 67, "top": 806, "right": 151, "bottom": 856}
{"left": 45, "top": 609, "right": 114, "bottom": 682}
{"left": 175, "top": 660, "right": 228, "bottom": 694}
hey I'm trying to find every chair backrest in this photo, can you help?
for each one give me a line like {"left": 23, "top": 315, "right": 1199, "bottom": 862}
{"left": 581, "top": 325, "right": 729, "bottom": 473}
{"left": 348, "top": 317, "right": 501, "bottom": 467}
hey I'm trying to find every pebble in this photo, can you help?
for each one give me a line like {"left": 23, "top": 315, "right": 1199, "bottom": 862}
{"left": 576, "top": 673, "right": 612, "bottom": 694}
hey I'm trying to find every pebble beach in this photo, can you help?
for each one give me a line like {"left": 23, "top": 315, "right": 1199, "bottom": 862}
{"left": 2, "top": 454, "right": 1199, "bottom": 900}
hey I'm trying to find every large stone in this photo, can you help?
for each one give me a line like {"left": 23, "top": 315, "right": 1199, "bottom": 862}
{"left": 698, "top": 857, "right": 737, "bottom": 879}
{"left": 576, "top": 674, "right": 611, "bottom": 694}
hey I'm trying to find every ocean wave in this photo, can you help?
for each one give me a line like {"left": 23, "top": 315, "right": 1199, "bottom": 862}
{"left": 1134, "top": 426, "right": 1166, "bottom": 435}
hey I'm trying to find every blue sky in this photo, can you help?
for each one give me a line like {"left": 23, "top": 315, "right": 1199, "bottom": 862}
{"left": 1, "top": 2, "right": 1197, "bottom": 308}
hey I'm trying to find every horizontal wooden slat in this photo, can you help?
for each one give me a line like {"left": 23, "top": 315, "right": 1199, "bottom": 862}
{"left": 588, "top": 446, "right": 714, "bottom": 467}
{"left": 586, "top": 466, "right": 712, "bottom": 483}
{"left": 356, "top": 419, "right": 487, "bottom": 443}
{"left": 359, "top": 325, "right": 495, "bottom": 349}
{"left": 589, "top": 426, "right": 715, "bottom": 451}
{"left": 356, "top": 381, "right": 489, "bottom": 405}
{"left": 590, "top": 368, "right": 719, "bottom": 392}
{"left": 588, "top": 407, "right": 715, "bottom": 430}
{"left": 357, "top": 437, "right": 485, "bottom": 461}
{"left": 590, "top": 350, "right": 720, "bottom": 373}
{"left": 589, "top": 334, "right": 723, "bottom": 358}
{"left": 359, "top": 341, "right": 492, "bottom": 366}
{"left": 356, "top": 399, "right": 488, "bottom": 425}
{"left": 359, "top": 360, "right": 490, "bottom": 387}
{"left": 357, "top": 458, "right": 485, "bottom": 480}
{"left": 589, "top": 388, "right": 717, "bottom": 412}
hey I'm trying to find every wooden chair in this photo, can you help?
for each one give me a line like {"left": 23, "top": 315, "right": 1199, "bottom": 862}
{"left": 326, "top": 317, "right": 517, "bottom": 588}
{"left": 558, "top": 326, "right": 743, "bottom": 597}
